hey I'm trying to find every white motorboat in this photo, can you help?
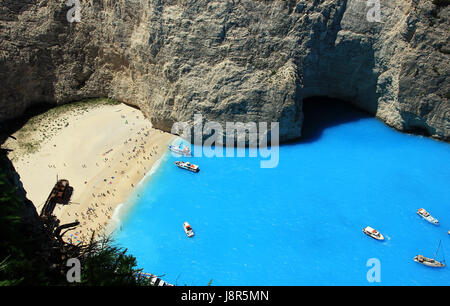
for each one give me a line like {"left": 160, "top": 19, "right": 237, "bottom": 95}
{"left": 183, "top": 222, "right": 194, "bottom": 238}
{"left": 417, "top": 208, "right": 439, "bottom": 225}
{"left": 168, "top": 144, "right": 191, "bottom": 156}
{"left": 363, "top": 226, "right": 384, "bottom": 241}
{"left": 175, "top": 161, "right": 199, "bottom": 173}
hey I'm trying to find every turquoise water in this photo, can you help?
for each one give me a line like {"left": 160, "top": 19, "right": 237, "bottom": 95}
{"left": 114, "top": 101, "right": 450, "bottom": 285}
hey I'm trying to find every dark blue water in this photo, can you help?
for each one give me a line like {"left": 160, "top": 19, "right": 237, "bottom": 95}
{"left": 114, "top": 101, "right": 450, "bottom": 285}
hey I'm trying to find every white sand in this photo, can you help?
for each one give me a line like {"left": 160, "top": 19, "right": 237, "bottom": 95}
{"left": 5, "top": 102, "right": 174, "bottom": 243}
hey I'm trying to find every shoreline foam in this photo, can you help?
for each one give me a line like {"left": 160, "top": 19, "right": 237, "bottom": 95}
{"left": 106, "top": 149, "right": 172, "bottom": 237}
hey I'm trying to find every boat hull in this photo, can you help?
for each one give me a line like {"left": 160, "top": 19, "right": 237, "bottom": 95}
{"left": 362, "top": 227, "right": 384, "bottom": 241}
{"left": 168, "top": 145, "right": 191, "bottom": 156}
{"left": 184, "top": 230, "right": 194, "bottom": 237}
{"left": 183, "top": 222, "right": 194, "bottom": 238}
{"left": 418, "top": 214, "right": 439, "bottom": 225}
{"left": 414, "top": 255, "right": 445, "bottom": 268}
{"left": 175, "top": 161, "right": 199, "bottom": 173}
{"left": 417, "top": 209, "right": 439, "bottom": 225}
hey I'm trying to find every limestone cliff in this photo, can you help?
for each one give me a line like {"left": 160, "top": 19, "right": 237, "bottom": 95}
{"left": 0, "top": 0, "right": 448, "bottom": 141}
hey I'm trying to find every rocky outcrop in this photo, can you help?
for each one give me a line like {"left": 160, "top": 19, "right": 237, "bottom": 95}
{"left": 0, "top": 149, "right": 42, "bottom": 234}
{"left": 0, "top": 0, "right": 448, "bottom": 141}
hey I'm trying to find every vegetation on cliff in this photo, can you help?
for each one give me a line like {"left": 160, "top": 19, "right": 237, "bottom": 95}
{"left": 0, "top": 153, "right": 51, "bottom": 285}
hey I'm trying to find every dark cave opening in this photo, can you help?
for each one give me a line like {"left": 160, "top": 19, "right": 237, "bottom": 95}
{"left": 299, "top": 97, "right": 373, "bottom": 143}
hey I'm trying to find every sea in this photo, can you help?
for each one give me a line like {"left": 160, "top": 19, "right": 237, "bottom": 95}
{"left": 113, "top": 99, "right": 450, "bottom": 285}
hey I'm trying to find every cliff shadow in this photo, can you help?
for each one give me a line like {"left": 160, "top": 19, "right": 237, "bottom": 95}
{"left": 0, "top": 102, "right": 55, "bottom": 146}
{"left": 298, "top": 97, "right": 373, "bottom": 143}
{"left": 0, "top": 102, "right": 55, "bottom": 145}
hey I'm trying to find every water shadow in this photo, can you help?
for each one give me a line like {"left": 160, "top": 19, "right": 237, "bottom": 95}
{"left": 299, "top": 97, "right": 373, "bottom": 143}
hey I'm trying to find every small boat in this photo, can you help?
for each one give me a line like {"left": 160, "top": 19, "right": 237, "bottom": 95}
{"left": 417, "top": 208, "right": 439, "bottom": 225}
{"left": 414, "top": 255, "right": 445, "bottom": 268}
{"left": 448, "top": 230, "right": 450, "bottom": 235}
{"left": 168, "top": 144, "right": 191, "bottom": 156}
{"left": 150, "top": 276, "right": 158, "bottom": 286}
{"left": 414, "top": 240, "right": 446, "bottom": 268}
{"left": 183, "top": 222, "right": 194, "bottom": 238}
{"left": 363, "top": 226, "right": 384, "bottom": 241}
{"left": 175, "top": 161, "right": 199, "bottom": 173}
{"left": 135, "top": 272, "right": 174, "bottom": 286}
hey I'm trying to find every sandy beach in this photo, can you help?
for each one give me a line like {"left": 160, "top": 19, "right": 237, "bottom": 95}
{"left": 5, "top": 101, "right": 174, "bottom": 244}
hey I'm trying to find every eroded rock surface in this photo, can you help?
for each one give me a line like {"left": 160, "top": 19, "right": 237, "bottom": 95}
{"left": 0, "top": 0, "right": 448, "bottom": 141}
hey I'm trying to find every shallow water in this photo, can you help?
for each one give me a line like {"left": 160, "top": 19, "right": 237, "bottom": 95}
{"left": 114, "top": 100, "right": 450, "bottom": 285}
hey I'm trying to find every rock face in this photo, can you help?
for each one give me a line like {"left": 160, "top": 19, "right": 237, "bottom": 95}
{"left": 0, "top": 149, "right": 44, "bottom": 247}
{"left": 0, "top": 0, "right": 448, "bottom": 141}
